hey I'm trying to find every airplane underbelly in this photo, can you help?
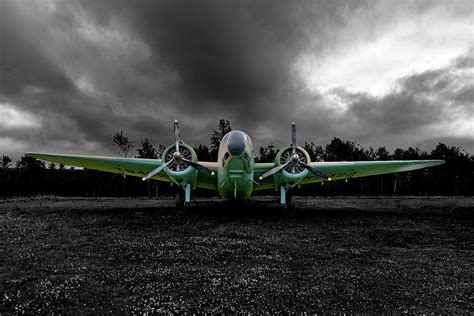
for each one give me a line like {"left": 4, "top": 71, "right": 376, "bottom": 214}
{"left": 218, "top": 174, "right": 254, "bottom": 199}
{"left": 217, "top": 159, "right": 254, "bottom": 200}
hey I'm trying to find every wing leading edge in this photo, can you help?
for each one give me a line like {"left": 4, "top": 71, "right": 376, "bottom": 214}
{"left": 25, "top": 152, "right": 218, "bottom": 189}
{"left": 254, "top": 160, "right": 444, "bottom": 190}
{"left": 308, "top": 160, "right": 444, "bottom": 181}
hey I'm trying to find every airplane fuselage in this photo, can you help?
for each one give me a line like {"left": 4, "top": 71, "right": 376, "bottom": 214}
{"left": 217, "top": 131, "right": 255, "bottom": 199}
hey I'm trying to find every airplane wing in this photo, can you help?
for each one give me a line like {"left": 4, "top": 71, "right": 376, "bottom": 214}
{"left": 26, "top": 152, "right": 218, "bottom": 189}
{"left": 254, "top": 160, "right": 444, "bottom": 190}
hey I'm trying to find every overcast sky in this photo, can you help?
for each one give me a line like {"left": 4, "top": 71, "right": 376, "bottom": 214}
{"left": 1, "top": 0, "right": 473, "bottom": 160}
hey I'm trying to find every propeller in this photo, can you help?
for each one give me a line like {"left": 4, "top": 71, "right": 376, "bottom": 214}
{"left": 297, "top": 161, "right": 331, "bottom": 180}
{"left": 181, "top": 159, "right": 214, "bottom": 174}
{"left": 142, "top": 160, "right": 173, "bottom": 181}
{"left": 174, "top": 119, "right": 180, "bottom": 152}
{"left": 142, "top": 120, "right": 214, "bottom": 181}
{"left": 259, "top": 122, "right": 331, "bottom": 181}
{"left": 259, "top": 160, "right": 292, "bottom": 179}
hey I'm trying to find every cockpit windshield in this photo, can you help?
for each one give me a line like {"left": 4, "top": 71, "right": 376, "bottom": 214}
{"left": 222, "top": 131, "right": 252, "bottom": 144}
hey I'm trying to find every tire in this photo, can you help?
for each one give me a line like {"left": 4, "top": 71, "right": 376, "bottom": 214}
{"left": 175, "top": 190, "right": 186, "bottom": 213}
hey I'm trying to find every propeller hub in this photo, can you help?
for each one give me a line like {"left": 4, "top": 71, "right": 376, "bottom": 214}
{"left": 291, "top": 154, "right": 300, "bottom": 162}
{"left": 173, "top": 151, "right": 182, "bottom": 162}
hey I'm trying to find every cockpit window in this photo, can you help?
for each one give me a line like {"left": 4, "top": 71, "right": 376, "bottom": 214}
{"left": 244, "top": 134, "right": 252, "bottom": 146}
{"left": 222, "top": 133, "right": 231, "bottom": 142}
{"left": 242, "top": 152, "right": 250, "bottom": 163}
{"left": 222, "top": 131, "right": 252, "bottom": 147}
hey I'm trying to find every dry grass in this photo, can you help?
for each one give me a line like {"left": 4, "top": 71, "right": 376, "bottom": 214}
{"left": 1, "top": 196, "right": 473, "bottom": 313}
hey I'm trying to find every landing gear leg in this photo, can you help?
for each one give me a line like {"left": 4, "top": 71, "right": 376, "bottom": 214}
{"left": 175, "top": 183, "right": 191, "bottom": 213}
{"left": 280, "top": 185, "right": 286, "bottom": 205}
{"left": 175, "top": 189, "right": 185, "bottom": 213}
{"left": 280, "top": 186, "right": 295, "bottom": 214}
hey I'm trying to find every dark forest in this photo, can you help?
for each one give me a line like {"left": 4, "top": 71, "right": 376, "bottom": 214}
{"left": 1, "top": 120, "right": 472, "bottom": 198}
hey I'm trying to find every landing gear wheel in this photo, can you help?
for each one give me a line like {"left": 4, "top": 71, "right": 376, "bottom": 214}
{"left": 175, "top": 190, "right": 186, "bottom": 213}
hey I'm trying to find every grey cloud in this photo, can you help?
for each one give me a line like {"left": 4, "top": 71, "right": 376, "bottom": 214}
{"left": 453, "top": 84, "right": 474, "bottom": 105}
{"left": 2, "top": 0, "right": 364, "bottom": 149}
{"left": 77, "top": 0, "right": 361, "bottom": 103}
{"left": 0, "top": 1, "right": 75, "bottom": 95}
{"left": 453, "top": 50, "right": 474, "bottom": 69}
{"left": 0, "top": 0, "right": 472, "bottom": 160}
{"left": 333, "top": 54, "right": 473, "bottom": 151}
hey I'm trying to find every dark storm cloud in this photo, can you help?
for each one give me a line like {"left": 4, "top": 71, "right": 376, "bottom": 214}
{"left": 77, "top": 0, "right": 360, "bottom": 103}
{"left": 0, "top": 0, "right": 473, "bottom": 159}
{"left": 0, "top": 0, "right": 146, "bottom": 154}
{"left": 0, "top": 1, "right": 75, "bottom": 95}
{"left": 1, "top": 0, "right": 364, "bottom": 153}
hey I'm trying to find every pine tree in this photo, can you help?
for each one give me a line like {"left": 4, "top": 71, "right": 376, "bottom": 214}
{"left": 136, "top": 138, "right": 158, "bottom": 158}
{"left": 1, "top": 155, "right": 11, "bottom": 169}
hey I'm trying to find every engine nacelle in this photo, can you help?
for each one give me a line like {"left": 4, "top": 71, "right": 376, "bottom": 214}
{"left": 273, "top": 145, "right": 311, "bottom": 187}
{"left": 161, "top": 143, "right": 198, "bottom": 184}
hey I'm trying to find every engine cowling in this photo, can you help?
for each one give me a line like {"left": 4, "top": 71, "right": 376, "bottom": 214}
{"left": 258, "top": 122, "right": 331, "bottom": 187}
{"left": 274, "top": 145, "right": 311, "bottom": 184}
{"left": 161, "top": 143, "right": 198, "bottom": 181}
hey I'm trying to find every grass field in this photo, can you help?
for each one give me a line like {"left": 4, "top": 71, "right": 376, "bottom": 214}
{"left": 1, "top": 196, "right": 473, "bottom": 313}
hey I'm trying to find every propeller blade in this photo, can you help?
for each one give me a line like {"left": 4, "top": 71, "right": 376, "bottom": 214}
{"left": 258, "top": 160, "right": 291, "bottom": 180}
{"left": 291, "top": 122, "right": 297, "bottom": 154}
{"left": 182, "top": 158, "right": 215, "bottom": 175}
{"left": 142, "top": 159, "right": 173, "bottom": 181}
{"left": 297, "top": 161, "right": 331, "bottom": 181}
{"left": 174, "top": 119, "right": 180, "bottom": 152}
{"left": 291, "top": 122, "right": 296, "bottom": 147}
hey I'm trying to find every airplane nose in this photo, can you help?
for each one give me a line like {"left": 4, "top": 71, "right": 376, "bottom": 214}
{"left": 228, "top": 132, "right": 246, "bottom": 156}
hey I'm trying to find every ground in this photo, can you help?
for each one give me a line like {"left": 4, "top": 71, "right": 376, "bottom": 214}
{"left": 0, "top": 196, "right": 472, "bottom": 314}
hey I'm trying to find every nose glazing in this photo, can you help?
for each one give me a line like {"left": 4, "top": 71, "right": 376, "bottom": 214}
{"left": 228, "top": 132, "right": 246, "bottom": 156}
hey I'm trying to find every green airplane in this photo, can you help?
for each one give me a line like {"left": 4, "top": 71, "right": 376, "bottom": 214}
{"left": 27, "top": 121, "right": 444, "bottom": 211}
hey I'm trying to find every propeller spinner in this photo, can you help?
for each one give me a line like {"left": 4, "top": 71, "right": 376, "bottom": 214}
{"left": 142, "top": 120, "right": 214, "bottom": 181}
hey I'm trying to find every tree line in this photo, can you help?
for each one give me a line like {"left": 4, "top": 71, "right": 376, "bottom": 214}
{"left": 1, "top": 119, "right": 472, "bottom": 197}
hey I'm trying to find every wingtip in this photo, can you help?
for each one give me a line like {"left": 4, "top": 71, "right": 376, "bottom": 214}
{"left": 429, "top": 159, "right": 446, "bottom": 166}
